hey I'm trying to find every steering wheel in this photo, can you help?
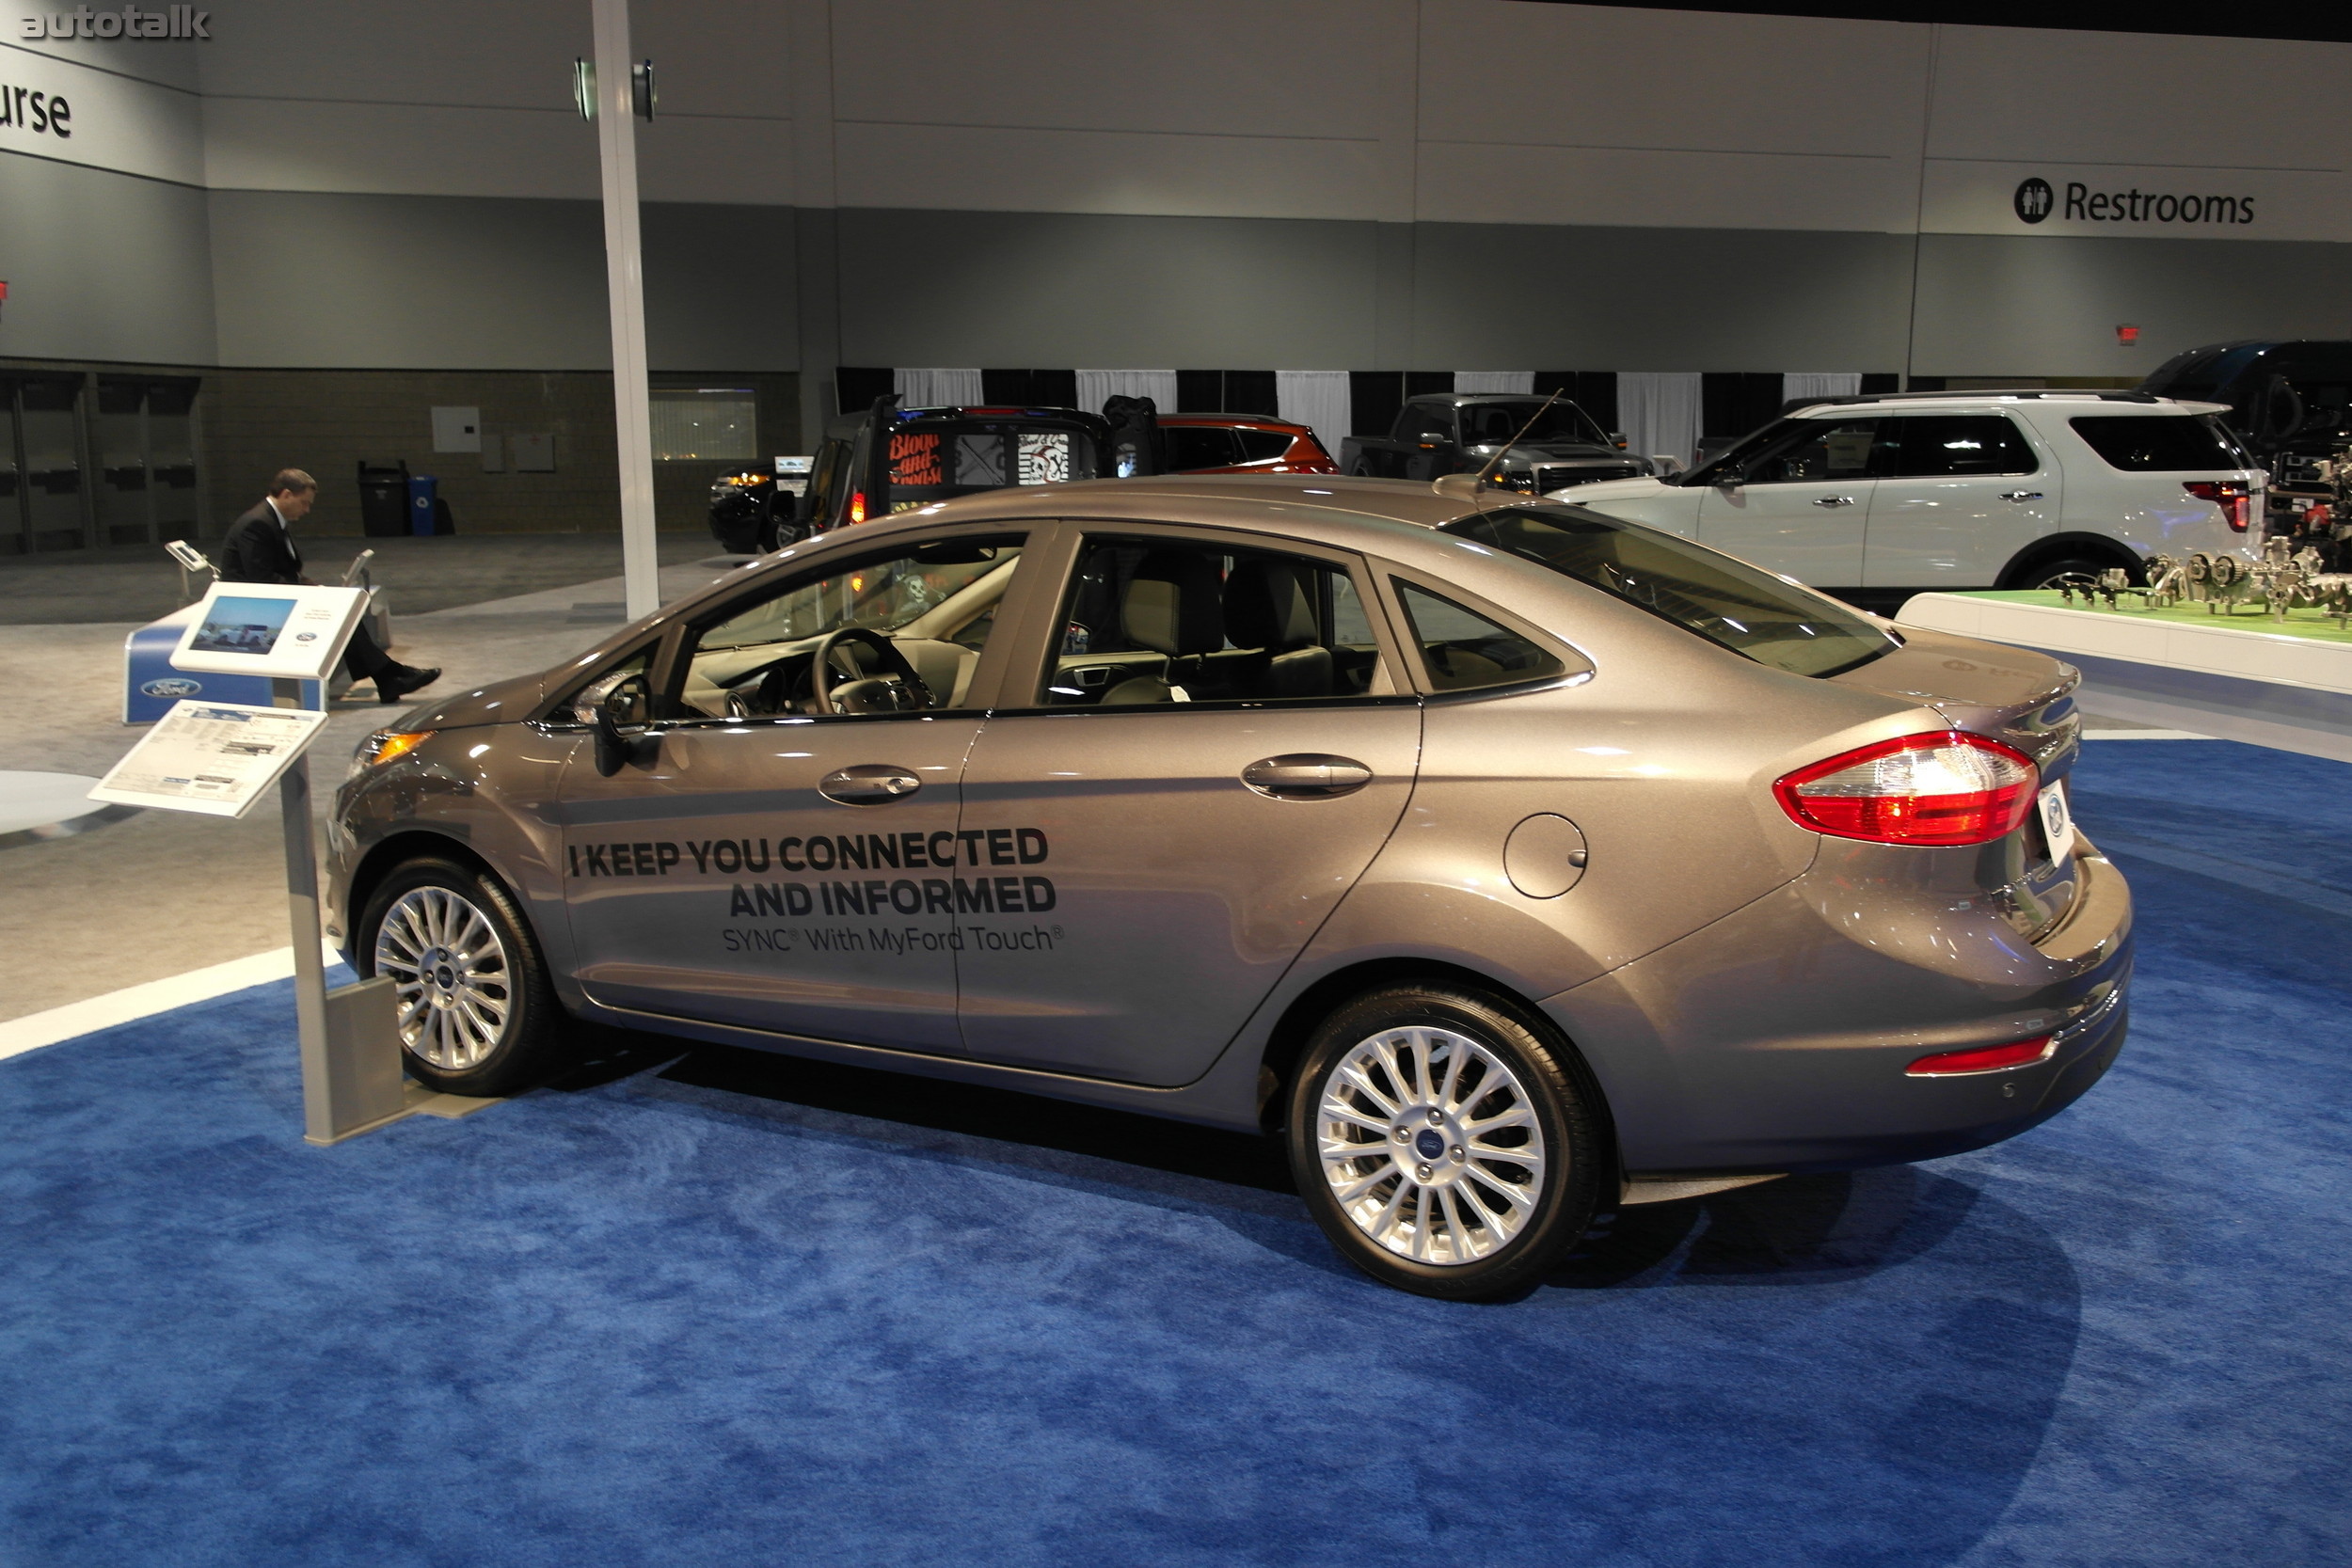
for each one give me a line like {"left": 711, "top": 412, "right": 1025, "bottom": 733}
{"left": 808, "top": 626, "right": 935, "bottom": 715}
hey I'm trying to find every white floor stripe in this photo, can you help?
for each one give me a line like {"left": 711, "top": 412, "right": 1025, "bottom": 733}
{"left": 0, "top": 941, "right": 347, "bottom": 1062}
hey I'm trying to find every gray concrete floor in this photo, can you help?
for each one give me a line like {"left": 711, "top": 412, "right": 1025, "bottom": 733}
{"left": 0, "top": 546, "right": 749, "bottom": 1022}
{"left": 0, "top": 531, "right": 718, "bottom": 626}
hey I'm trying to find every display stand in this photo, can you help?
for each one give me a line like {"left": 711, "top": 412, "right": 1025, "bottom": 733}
{"left": 88, "top": 591, "right": 482, "bottom": 1146}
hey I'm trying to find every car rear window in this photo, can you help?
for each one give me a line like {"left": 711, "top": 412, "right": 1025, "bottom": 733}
{"left": 1444, "top": 505, "right": 1898, "bottom": 678}
{"left": 1234, "top": 427, "right": 1295, "bottom": 463}
{"left": 2069, "top": 415, "right": 2241, "bottom": 471}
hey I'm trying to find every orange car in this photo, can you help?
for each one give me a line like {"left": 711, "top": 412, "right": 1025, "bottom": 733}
{"left": 1160, "top": 414, "right": 1339, "bottom": 475}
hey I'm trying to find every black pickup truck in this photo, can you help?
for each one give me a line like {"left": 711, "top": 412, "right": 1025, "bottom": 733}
{"left": 1338, "top": 393, "right": 1656, "bottom": 493}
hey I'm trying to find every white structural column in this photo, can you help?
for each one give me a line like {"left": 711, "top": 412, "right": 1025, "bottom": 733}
{"left": 592, "top": 0, "right": 660, "bottom": 622}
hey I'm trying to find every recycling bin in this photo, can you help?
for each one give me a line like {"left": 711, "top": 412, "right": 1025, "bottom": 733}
{"left": 405, "top": 474, "right": 438, "bottom": 537}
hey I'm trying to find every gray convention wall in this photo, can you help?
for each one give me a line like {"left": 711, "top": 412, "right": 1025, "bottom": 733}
{"left": 0, "top": 153, "right": 217, "bottom": 366}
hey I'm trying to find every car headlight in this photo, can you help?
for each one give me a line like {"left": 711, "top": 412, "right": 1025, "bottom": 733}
{"left": 348, "top": 729, "right": 435, "bottom": 780}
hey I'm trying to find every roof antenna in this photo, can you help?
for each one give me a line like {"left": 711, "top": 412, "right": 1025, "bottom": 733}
{"left": 1470, "top": 388, "right": 1562, "bottom": 498}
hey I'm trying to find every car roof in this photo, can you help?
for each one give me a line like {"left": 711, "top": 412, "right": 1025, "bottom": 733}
{"left": 1788, "top": 390, "right": 2225, "bottom": 418}
{"left": 1405, "top": 392, "right": 1565, "bottom": 407}
{"left": 814, "top": 473, "right": 1479, "bottom": 546}
{"left": 1160, "top": 413, "right": 1311, "bottom": 429}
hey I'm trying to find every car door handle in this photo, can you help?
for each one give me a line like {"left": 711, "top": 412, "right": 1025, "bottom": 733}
{"left": 1999, "top": 491, "right": 2045, "bottom": 501}
{"left": 818, "top": 765, "right": 921, "bottom": 804}
{"left": 1813, "top": 495, "right": 1856, "bottom": 508}
{"left": 1241, "top": 753, "right": 1374, "bottom": 799}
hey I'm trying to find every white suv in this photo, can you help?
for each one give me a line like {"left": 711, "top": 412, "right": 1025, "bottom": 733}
{"left": 1555, "top": 391, "right": 2263, "bottom": 610}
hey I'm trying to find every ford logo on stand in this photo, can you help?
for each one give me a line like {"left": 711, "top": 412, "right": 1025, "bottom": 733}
{"left": 141, "top": 677, "right": 202, "bottom": 698}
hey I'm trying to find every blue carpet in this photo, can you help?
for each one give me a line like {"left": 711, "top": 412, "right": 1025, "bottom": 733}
{"left": 2, "top": 739, "right": 2346, "bottom": 1566}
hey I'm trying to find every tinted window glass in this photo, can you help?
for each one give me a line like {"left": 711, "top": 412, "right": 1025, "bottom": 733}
{"left": 1233, "top": 427, "right": 1295, "bottom": 463}
{"left": 877, "top": 420, "right": 1099, "bottom": 510}
{"left": 1165, "top": 427, "right": 1240, "bottom": 470}
{"left": 1744, "top": 419, "right": 1880, "bottom": 483}
{"left": 1403, "top": 405, "right": 1454, "bottom": 442}
{"left": 2070, "top": 416, "right": 2242, "bottom": 471}
{"left": 1446, "top": 505, "right": 1898, "bottom": 678}
{"left": 1045, "top": 537, "right": 1384, "bottom": 705}
{"left": 1458, "top": 401, "right": 1607, "bottom": 446}
{"left": 1883, "top": 416, "right": 2037, "bottom": 477}
{"left": 1393, "top": 584, "right": 1566, "bottom": 693}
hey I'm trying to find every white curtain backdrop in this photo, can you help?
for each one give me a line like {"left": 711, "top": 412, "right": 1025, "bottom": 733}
{"left": 893, "top": 368, "right": 983, "bottom": 409}
{"left": 1453, "top": 372, "right": 1534, "bottom": 395}
{"left": 1782, "top": 372, "right": 1862, "bottom": 407}
{"left": 1074, "top": 369, "right": 1179, "bottom": 416}
{"left": 1276, "top": 371, "right": 1351, "bottom": 461}
{"left": 1616, "top": 372, "right": 1704, "bottom": 467}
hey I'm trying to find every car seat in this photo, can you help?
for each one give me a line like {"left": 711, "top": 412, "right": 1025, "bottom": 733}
{"left": 1103, "top": 550, "right": 1223, "bottom": 704}
{"left": 1211, "top": 558, "right": 1333, "bottom": 699}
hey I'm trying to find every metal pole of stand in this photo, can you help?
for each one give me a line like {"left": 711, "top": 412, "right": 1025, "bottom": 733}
{"left": 277, "top": 746, "right": 339, "bottom": 1146}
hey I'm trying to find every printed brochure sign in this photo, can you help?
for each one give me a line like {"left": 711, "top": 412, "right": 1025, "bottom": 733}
{"left": 89, "top": 702, "right": 331, "bottom": 819}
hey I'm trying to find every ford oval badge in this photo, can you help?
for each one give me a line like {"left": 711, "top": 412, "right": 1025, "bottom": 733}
{"left": 141, "top": 677, "right": 202, "bottom": 698}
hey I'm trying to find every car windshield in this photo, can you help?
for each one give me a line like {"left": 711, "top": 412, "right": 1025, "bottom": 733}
{"left": 1458, "top": 401, "right": 1609, "bottom": 448}
{"left": 1444, "top": 504, "right": 1899, "bottom": 678}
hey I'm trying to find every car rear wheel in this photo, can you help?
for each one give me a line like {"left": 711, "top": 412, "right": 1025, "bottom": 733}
{"left": 358, "top": 857, "right": 562, "bottom": 1098}
{"left": 1287, "top": 986, "right": 1606, "bottom": 1300}
{"left": 2018, "top": 556, "right": 2130, "bottom": 591}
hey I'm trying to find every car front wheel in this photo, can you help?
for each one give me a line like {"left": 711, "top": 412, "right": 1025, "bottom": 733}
{"left": 1287, "top": 986, "right": 1606, "bottom": 1300}
{"left": 358, "top": 857, "right": 562, "bottom": 1098}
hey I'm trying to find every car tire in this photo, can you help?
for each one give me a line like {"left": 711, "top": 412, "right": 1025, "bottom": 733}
{"left": 2015, "top": 555, "right": 2132, "bottom": 591}
{"left": 1286, "top": 985, "right": 1607, "bottom": 1300}
{"left": 358, "top": 856, "right": 564, "bottom": 1098}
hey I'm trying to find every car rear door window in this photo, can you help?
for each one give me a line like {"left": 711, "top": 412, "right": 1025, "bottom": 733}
{"left": 1046, "top": 536, "right": 1387, "bottom": 705}
{"left": 1881, "top": 416, "right": 2037, "bottom": 477}
{"left": 2069, "top": 416, "right": 2241, "bottom": 470}
{"left": 1165, "top": 427, "right": 1240, "bottom": 470}
{"left": 1392, "top": 584, "right": 1566, "bottom": 693}
{"left": 1233, "top": 428, "right": 1295, "bottom": 463}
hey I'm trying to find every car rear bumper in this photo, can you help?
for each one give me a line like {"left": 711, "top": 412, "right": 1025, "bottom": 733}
{"left": 1543, "top": 837, "right": 2134, "bottom": 1175}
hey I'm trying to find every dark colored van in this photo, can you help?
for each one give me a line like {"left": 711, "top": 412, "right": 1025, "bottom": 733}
{"left": 2139, "top": 341, "right": 2352, "bottom": 482}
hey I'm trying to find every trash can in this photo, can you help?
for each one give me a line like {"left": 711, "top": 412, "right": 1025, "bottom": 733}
{"left": 405, "top": 475, "right": 437, "bottom": 537}
{"left": 358, "top": 460, "right": 409, "bottom": 537}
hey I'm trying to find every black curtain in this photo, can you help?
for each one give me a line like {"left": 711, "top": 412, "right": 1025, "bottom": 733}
{"left": 1700, "top": 372, "right": 1785, "bottom": 438}
{"left": 1534, "top": 372, "right": 1617, "bottom": 435}
{"left": 835, "top": 367, "right": 893, "bottom": 416}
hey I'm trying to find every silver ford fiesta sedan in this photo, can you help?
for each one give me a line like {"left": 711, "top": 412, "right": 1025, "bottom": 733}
{"left": 326, "top": 474, "right": 2130, "bottom": 1299}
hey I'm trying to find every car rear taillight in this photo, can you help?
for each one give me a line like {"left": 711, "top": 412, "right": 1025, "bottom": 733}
{"left": 1905, "top": 1037, "right": 2055, "bottom": 1076}
{"left": 849, "top": 491, "right": 867, "bottom": 525}
{"left": 1774, "top": 731, "right": 2039, "bottom": 847}
{"left": 2183, "top": 480, "right": 2252, "bottom": 531}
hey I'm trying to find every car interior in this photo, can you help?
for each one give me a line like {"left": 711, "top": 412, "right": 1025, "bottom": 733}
{"left": 674, "top": 540, "right": 1025, "bottom": 719}
{"left": 1046, "top": 539, "right": 1386, "bottom": 705}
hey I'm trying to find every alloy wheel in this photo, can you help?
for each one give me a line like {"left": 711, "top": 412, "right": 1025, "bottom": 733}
{"left": 1315, "top": 1025, "right": 1548, "bottom": 1265}
{"left": 373, "top": 885, "right": 514, "bottom": 1071}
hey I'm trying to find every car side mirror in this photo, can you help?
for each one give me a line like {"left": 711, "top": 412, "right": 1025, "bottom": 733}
{"left": 576, "top": 672, "right": 653, "bottom": 777}
{"left": 1608, "top": 432, "right": 1629, "bottom": 450}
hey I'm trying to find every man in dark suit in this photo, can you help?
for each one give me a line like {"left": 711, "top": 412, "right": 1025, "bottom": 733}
{"left": 219, "top": 469, "right": 440, "bottom": 705}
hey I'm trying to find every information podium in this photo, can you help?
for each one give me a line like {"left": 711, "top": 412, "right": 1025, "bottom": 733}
{"left": 90, "top": 583, "right": 443, "bottom": 1145}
